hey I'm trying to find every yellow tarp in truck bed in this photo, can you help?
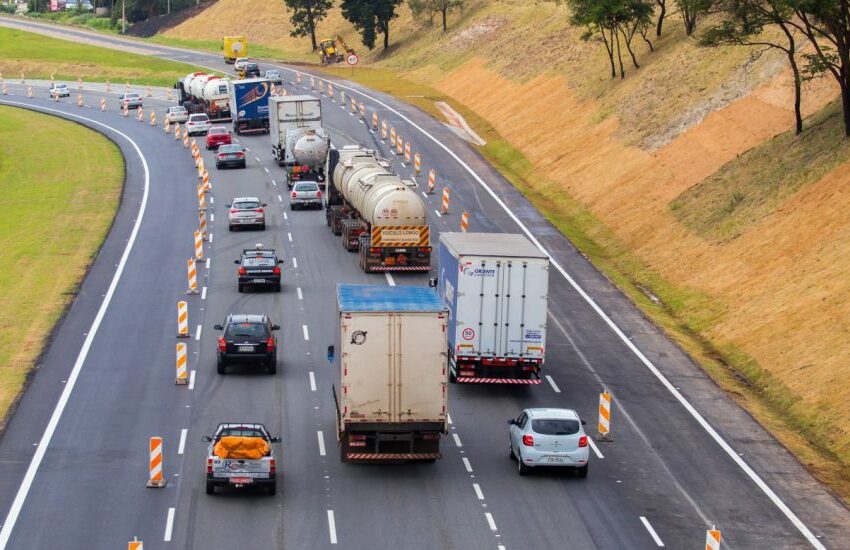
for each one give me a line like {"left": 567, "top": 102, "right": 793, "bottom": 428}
{"left": 214, "top": 436, "right": 269, "bottom": 460}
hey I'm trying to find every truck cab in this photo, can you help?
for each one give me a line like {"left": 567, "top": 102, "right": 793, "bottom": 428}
{"left": 202, "top": 423, "right": 279, "bottom": 495}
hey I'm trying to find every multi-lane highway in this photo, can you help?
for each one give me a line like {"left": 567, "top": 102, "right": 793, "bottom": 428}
{"left": 1, "top": 16, "right": 849, "bottom": 549}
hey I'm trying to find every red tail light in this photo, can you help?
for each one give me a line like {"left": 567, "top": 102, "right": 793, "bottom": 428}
{"left": 418, "top": 247, "right": 430, "bottom": 253}
{"left": 266, "top": 337, "right": 276, "bottom": 352}
{"left": 236, "top": 152, "right": 245, "bottom": 157}
{"left": 207, "top": 458, "right": 213, "bottom": 474}
{"left": 316, "top": 190, "right": 323, "bottom": 198}
{"left": 238, "top": 267, "right": 246, "bottom": 275}
{"left": 255, "top": 208, "right": 264, "bottom": 213}
{"left": 370, "top": 247, "right": 381, "bottom": 254}
{"left": 269, "top": 458, "right": 276, "bottom": 474}
{"left": 578, "top": 435, "right": 588, "bottom": 448}
{"left": 522, "top": 435, "right": 534, "bottom": 447}
{"left": 291, "top": 192, "right": 297, "bottom": 198}
{"left": 230, "top": 209, "right": 237, "bottom": 214}
{"left": 272, "top": 267, "right": 281, "bottom": 275}
{"left": 217, "top": 337, "right": 227, "bottom": 352}
{"left": 291, "top": 166, "right": 302, "bottom": 174}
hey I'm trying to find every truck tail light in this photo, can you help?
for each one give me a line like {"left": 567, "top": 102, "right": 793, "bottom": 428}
{"left": 418, "top": 247, "right": 430, "bottom": 253}
{"left": 522, "top": 435, "right": 534, "bottom": 447}
{"left": 370, "top": 247, "right": 381, "bottom": 254}
{"left": 266, "top": 337, "right": 276, "bottom": 352}
{"left": 578, "top": 436, "right": 588, "bottom": 448}
{"left": 272, "top": 267, "right": 281, "bottom": 275}
{"left": 238, "top": 267, "right": 247, "bottom": 275}
{"left": 269, "top": 458, "right": 276, "bottom": 474}
{"left": 207, "top": 458, "right": 213, "bottom": 474}
{"left": 217, "top": 337, "right": 227, "bottom": 352}
{"left": 350, "top": 434, "right": 366, "bottom": 441}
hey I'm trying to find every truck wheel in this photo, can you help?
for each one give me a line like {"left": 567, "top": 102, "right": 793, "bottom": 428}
{"left": 206, "top": 480, "right": 215, "bottom": 495}
{"left": 575, "top": 464, "right": 589, "bottom": 478}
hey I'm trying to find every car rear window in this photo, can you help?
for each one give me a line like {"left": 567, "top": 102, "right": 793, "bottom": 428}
{"left": 532, "top": 419, "right": 580, "bottom": 436}
{"left": 125, "top": 94, "right": 140, "bottom": 99}
{"left": 210, "top": 128, "right": 228, "bottom": 135}
{"left": 225, "top": 322, "right": 267, "bottom": 339}
{"left": 189, "top": 115, "right": 209, "bottom": 122}
{"left": 219, "top": 145, "right": 243, "bottom": 153}
{"left": 219, "top": 427, "right": 264, "bottom": 438}
{"left": 233, "top": 200, "right": 260, "bottom": 209}
{"left": 294, "top": 183, "right": 319, "bottom": 192}
{"left": 241, "top": 257, "right": 275, "bottom": 267}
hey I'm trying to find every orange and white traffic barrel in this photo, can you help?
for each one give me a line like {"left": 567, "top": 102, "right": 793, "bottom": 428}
{"left": 427, "top": 169, "right": 436, "bottom": 194}
{"left": 359, "top": 102, "right": 366, "bottom": 119}
{"left": 105, "top": 79, "right": 111, "bottom": 92}
{"left": 128, "top": 537, "right": 143, "bottom": 550}
{"left": 310, "top": 75, "right": 315, "bottom": 89}
{"left": 136, "top": 107, "right": 144, "bottom": 122}
{"left": 441, "top": 187, "right": 450, "bottom": 214}
{"left": 176, "top": 301, "right": 189, "bottom": 338}
{"left": 100, "top": 97, "right": 106, "bottom": 111}
{"left": 122, "top": 104, "right": 129, "bottom": 117}
{"left": 174, "top": 124, "right": 181, "bottom": 141}
{"left": 146, "top": 437, "right": 167, "bottom": 488}
{"left": 183, "top": 132, "right": 190, "bottom": 148}
{"left": 76, "top": 94, "right": 84, "bottom": 107}
{"left": 350, "top": 97, "right": 357, "bottom": 115}
{"left": 381, "top": 120, "right": 388, "bottom": 140}
{"left": 175, "top": 343, "right": 188, "bottom": 385}
{"left": 164, "top": 119, "right": 171, "bottom": 134}
{"left": 187, "top": 258, "right": 199, "bottom": 294}
{"left": 296, "top": 71, "right": 302, "bottom": 84}
{"left": 318, "top": 80, "right": 324, "bottom": 94}
{"left": 460, "top": 211, "right": 469, "bottom": 232}
{"left": 202, "top": 170, "right": 211, "bottom": 192}
{"left": 705, "top": 528, "right": 721, "bottom": 550}
{"left": 27, "top": 86, "right": 33, "bottom": 98}
{"left": 598, "top": 391, "right": 612, "bottom": 439}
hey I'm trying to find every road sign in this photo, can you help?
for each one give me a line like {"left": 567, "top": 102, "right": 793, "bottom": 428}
{"left": 347, "top": 54, "right": 359, "bottom": 66}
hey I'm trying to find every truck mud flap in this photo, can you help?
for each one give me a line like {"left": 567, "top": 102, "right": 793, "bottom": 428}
{"left": 345, "top": 452, "right": 442, "bottom": 461}
{"left": 456, "top": 377, "right": 542, "bottom": 384}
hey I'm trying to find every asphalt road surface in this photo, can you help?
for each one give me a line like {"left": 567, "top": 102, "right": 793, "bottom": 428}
{"left": 0, "top": 16, "right": 849, "bottom": 550}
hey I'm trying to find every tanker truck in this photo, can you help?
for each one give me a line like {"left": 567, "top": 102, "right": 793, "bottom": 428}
{"left": 326, "top": 145, "right": 432, "bottom": 273}
{"left": 176, "top": 73, "right": 231, "bottom": 122}
{"left": 268, "top": 95, "right": 330, "bottom": 188}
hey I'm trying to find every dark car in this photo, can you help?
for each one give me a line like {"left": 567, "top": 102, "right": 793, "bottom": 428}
{"left": 235, "top": 245, "right": 283, "bottom": 292}
{"left": 214, "top": 314, "right": 280, "bottom": 374}
{"left": 216, "top": 143, "right": 247, "bottom": 169}
{"left": 240, "top": 63, "right": 261, "bottom": 78}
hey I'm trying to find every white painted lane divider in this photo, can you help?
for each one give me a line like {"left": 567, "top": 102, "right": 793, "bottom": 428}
{"left": 385, "top": 273, "right": 395, "bottom": 286}
{"left": 195, "top": 324, "right": 202, "bottom": 341}
{"left": 453, "top": 433, "right": 462, "bottom": 447}
{"left": 164, "top": 507, "right": 175, "bottom": 542}
{"left": 639, "top": 516, "right": 665, "bottom": 547}
{"left": 277, "top": 194, "right": 283, "bottom": 202}
{"left": 473, "top": 483, "right": 484, "bottom": 501}
{"left": 327, "top": 510, "right": 338, "bottom": 545}
{"left": 587, "top": 438, "right": 604, "bottom": 460}
{"left": 317, "top": 431, "right": 326, "bottom": 456}
{"left": 188, "top": 370, "right": 196, "bottom": 390}
{"left": 434, "top": 210, "right": 442, "bottom": 218}
{"left": 462, "top": 457, "right": 473, "bottom": 473}
{"left": 302, "top": 325, "right": 310, "bottom": 341}
{"left": 283, "top": 211, "right": 288, "bottom": 220}
{"left": 292, "top": 257, "right": 298, "bottom": 269}
{"left": 205, "top": 258, "right": 210, "bottom": 270}
{"left": 178, "top": 429, "right": 187, "bottom": 455}
{"left": 201, "top": 286, "right": 207, "bottom": 300}
{"left": 447, "top": 413, "right": 453, "bottom": 425}
{"left": 288, "top": 232, "right": 293, "bottom": 242}
{"left": 297, "top": 287, "right": 303, "bottom": 300}
{"left": 309, "top": 371, "right": 317, "bottom": 392}
{"left": 545, "top": 375, "right": 561, "bottom": 393}
{"left": 484, "top": 512, "right": 498, "bottom": 532}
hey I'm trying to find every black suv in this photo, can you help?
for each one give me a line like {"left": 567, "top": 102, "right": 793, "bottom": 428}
{"left": 241, "top": 63, "right": 261, "bottom": 78}
{"left": 235, "top": 246, "right": 283, "bottom": 292}
{"left": 214, "top": 315, "right": 280, "bottom": 374}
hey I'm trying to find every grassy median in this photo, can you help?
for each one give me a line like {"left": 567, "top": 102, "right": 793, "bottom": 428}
{"left": 0, "top": 106, "right": 122, "bottom": 426}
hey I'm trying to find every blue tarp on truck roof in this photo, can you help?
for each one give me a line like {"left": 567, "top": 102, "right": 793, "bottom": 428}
{"left": 338, "top": 284, "right": 445, "bottom": 313}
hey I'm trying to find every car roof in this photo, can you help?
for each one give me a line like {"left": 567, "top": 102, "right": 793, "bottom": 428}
{"left": 225, "top": 314, "right": 267, "bottom": 324}
{"left": 169, "top": 106, "right": 186, "bottom": 111}
{"left": 526, "top": 408, "right": 579, "bottom": 420}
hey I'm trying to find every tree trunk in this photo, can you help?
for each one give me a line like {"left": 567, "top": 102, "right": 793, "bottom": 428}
{"left": 309, "top": 24, "right": 318, "bottom": 51}
{"left": 614, "top": 27, "right": 625, "bottom": 78}
{"left": 383, "top": 20, "right": 390, "bottom": 50}
{"left": 601, "top": 27, "right": 616, "bottom": 79}
{"left": 442, "top": 8, "right": 447, "bottom": 32}
{"left": 656, "top": 0, "right": 666, "bottom": 37}
{"left": 842, "top": 81, "right": 850, "bottom": 137}
{"left": 622, "top": 27, "right": 640, "bottom": 68}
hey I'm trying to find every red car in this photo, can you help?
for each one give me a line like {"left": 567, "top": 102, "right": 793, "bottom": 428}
{"left": 206, "top": 127, "right": 232, "bottom": 150}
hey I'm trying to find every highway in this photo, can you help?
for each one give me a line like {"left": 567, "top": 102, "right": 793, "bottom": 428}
{"left": 1, "top": 16, "right": 849, "bottom": 549}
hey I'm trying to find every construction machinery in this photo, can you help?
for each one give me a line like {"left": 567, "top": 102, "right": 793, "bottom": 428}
{"left": 319, "top": 35, "right": 356, "bottom": 65}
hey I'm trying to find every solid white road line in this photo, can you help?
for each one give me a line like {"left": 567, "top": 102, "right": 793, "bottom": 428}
{"left": 545, "top": 375, "right": 561, "bottom": 393}
{"left": 188, "top": 370, "right": 196, "bottom": 390}
{"left": 288, "top": 232, "right": 293, "bottom": 242}
{"left": 292, "top": 257, "right": 298, "bottom": 268}
{"left": 447, "top": 413, "right": 453, "bottom": 425}
{"left": 205, "top": 258, "right": 210, "bottom": 269}
{"left": 297, "top": 287, "right": 303, "bottom": 300}
{"left": 178, "top": 429, "right": 187, "bottom": 455}
{"left": 473, "top": 483, "right": 484, "bottom": 501}
{"left": 0, "top": 103, "right": 151, "bottom": 550}
{"left": 201, "top": 286, "right": 207, "bottom": 300}
{"left": 195, "top": 324, "right": 202, "bottom": 341}
{"left": 164, "top": 507, "right": 175, "bottom": 542}
{"left": 587, "top": 438, "right": 604, "bottom": 460}
{"left": 462, "top": 457, "right": 472, "bottom": 473}
{"left": 453, "top": 433, "right": 462, "bottom": 447}
{"left": 303, "top": 325, "right": 310, "bottom": 341}
{"left": 327, "top": 510, "right": 338, "bottom": 545}
{"left": 640, "top": 516, "right": 665, "bottom": 547}
{"left": 317, "top": 431, "right": 326, "bottom": 456}
{"left": 309, "top": 371, "right": 317, "bottom": 392}
{"left": 385, "top": 273, "right": 395, "bottom": 286}
{"left": 484, "top": 512, "right": 497, "bottom": 532}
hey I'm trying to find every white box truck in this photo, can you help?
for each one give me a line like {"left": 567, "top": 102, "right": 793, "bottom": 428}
{"left": 269, "top": 95, "right": 330, "bottom": 186}
{"left": 330, "top": 284, "right": 448, "bottom": 463}
{"left": 438, "top": 232, "right": 549, "bottom": 384}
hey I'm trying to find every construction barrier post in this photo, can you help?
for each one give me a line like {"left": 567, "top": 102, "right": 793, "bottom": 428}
{"left": 705, "top": 528, "right": 722, "bottom": 550}
{"left": 164, "top": 119, "right": 171, "bottom": 134}
{"left": 296, "top": 71, "right": 302, "bottom": 84}
{"left": 27, "top": 86, "right": 33, "bottom": 98}
{"left": 76, "top": 94, "right": 84, "bottom": 107}
{"left": 125, "top": 81, "right": 131, "bottom": 93}
{"left": 197, "top": 184, "right": 206, "bottom": 210}
{"left": 310, "top": 75, "right": 315, "bottom": 89}
{"left": 1, "top": 83, "right": 8, "bottom": 96}
{"left": 390, "top": 128, "right": 397, "bottom": 151}
{"left": 381, "top": 120, "right": 388, "bottom": 140}
{"left": 176, "top": 301, "right": 189, "bottom": 338}
{"left": 136, "top": 107, "right": 144, "bottom": 122}
{"left": 396, "top": 135, "right": 404, "bottom": 156}
{"left": 150, "top": 110, "right": 156, "bottom": 126}
{"left": 598, "top": 391, "right": 612, "bottom": 440}
{"left": 372, "top": 111, "right": 378, "bottom": 131}
{"left": 194, "top": 229, "right": 204, "bottom": 260}
{"left": 20, "top": 72, "right": 25, "bottom": 85}
{"left": 441, "top": 187, "right": 451, "bottom": 214}
{"left": 145, "top": 86, "right": 152, "bottom": 98}
{"left": 404, "top": 142, "right": 412, "bottom": 164}
{"left": 199, "top": 209, "right": 208, "bottom": 240}
{"left": 427, "top": 169, "right": 436, "bottom": 194}
{"left": 146, "top": 437, "right": 167, "bottom": 488}
{"left": 174, "top": 124, "right": 181, "bottom": 141}
{"left": 202, "top": 169, "right": 211, "bottom": 192}
{"left": 270, "top": 83, "right": 277, "bottom": 97}
{"left": 183, "top": 132, "right": 190, "bottom": 149}
{"left": 100, "top": 97, "right": 106, "bottom": 111}
{"left": 77, "top": 76, "right": 83, "bottom": 89}
{"left": 186, "top": 258, "right": 199, "bottom": 294}
{"left": 128, "top": 537, "right": 143, "bottom": 550}
{"left": 350, "top": 97, "right": 357, "bottom": 116}
{"left": 166, "top": 88, "right": 173, "bottom": 101}
{"left": 359, "top": 102, "right": 366, "bottom": 121}
{"left": 318, "top": 80, "right": 324, "bottom": 94}
{"left": 340, "top": 90, "right": 346, "bottom": 109}
{"left": 460, "top": 211, "right": 469, "bottom": 232}
{"left": 328, "top": 82, "right": 334, "bottom": 98}
{"left": 105, "top": 79, "right": 111, "bottom": 92}
{"left": 122, "top": 104, "right": 129, "bottom": 117}
{"left": 414, "top": 153, "right": 421, "bottom": 175}
{"left": 175, "top": 343, "right": 188, "bottom": 385}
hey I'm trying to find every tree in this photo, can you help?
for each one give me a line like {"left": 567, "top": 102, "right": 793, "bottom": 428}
{"left": 408, "top": 0, "right": 465, "bottom": 32}
{"left": 656, "top": 0, "right": 667, "bottom": 36}
{"left": 676, "top": 0, "right": 714, "bottom": 34}
{"left": 787, "top": 0, "right": 850, "bottom": 137}
{"left": 701, "top": 1, "right": 804, "bottom": 134}
{"left": 341, "top": 0, "right": 404, "bottom": 50}
{"left": 285, "top": 0, "right": 333, "bottom": 51}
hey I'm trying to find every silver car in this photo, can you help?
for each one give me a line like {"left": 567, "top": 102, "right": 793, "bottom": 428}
{"left": 508, "top": 408, "right": 590, "bottom": 477}
{"left": 234, "top": 57, "right": 251, "bottom": 72}
{"left": 289, "top": 181, "right": 323, "bottom": 210}
{"left": 118, "top": 92, "right": 143, "bottom": 109}
{"left": 227, "top": 197, "right": 267, "bottom": 231}
{"left": 264, "top": 69, "right": 282, "bottom": 84}
{"left": 186, "top": 113, "right": 211, "bottom": 136}
{"left": 166, "top": 106, "right": 189, "bottom": 124}
{"left": 48, "top": 83, "right": 70, "bottom": 98}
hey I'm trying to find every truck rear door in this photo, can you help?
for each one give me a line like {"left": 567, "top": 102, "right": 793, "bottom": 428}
{"left": 341, "top": 313, "right": 393, "bottom": 423}
{"left": 394, "top": 312, "right": 447, "bottom": 423}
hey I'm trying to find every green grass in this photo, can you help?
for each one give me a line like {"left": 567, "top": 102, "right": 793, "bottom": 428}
{"left": 27, "top": 11, "right": 122, "bottom": 33}
{"left": 672, "top": 102, "right": 850, "bottom": 242}
{"left": 0, "top": 106, "right": 122, "bottom": 424}
{"left": 0, "top": 26, "right": 206, "bottom": 86}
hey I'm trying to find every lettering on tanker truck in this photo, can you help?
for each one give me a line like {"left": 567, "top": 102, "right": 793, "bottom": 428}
{"left": 370, "top": 226, "right": 430, "bottom": 247}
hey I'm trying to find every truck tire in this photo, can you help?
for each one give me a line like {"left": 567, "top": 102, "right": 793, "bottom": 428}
{"left": 326, "top": 148, "right": 340, "bottom": 186}
{"left": 206, "top": 480, "right": 215, "bottom": 495}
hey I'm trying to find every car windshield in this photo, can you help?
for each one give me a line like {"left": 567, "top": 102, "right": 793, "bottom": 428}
{"left": 233, "top": 200, "right": 260, "bottom": 209}
{"left": 532, "top": 419, "right": 580, "bottom": 436}
{"left": 219, "top": 145, "right": 243, "bottom": 153}
{"left": 294, "top": 183, "right": 319, "bottom": 192}
{"left": 225, "top": 322, "right": 267, "bottom": 339}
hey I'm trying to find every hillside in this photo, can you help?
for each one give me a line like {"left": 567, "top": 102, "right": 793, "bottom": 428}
{"left": 163, "top": 0, "right": 850, "bottom": 494}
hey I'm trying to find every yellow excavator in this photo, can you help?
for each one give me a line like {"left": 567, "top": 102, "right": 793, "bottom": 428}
{"left": 319, "top": 35, "right": 356, "bottom": 65}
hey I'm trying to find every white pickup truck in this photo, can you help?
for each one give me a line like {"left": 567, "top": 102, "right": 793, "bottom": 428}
{"left": 202, "top": 423, "right": 279, "bottom": 495}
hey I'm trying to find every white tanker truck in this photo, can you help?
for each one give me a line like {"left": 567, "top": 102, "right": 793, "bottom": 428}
{"left": 176, "top": 72, "right": 231, "bottom": 122}
{"left": 269, "top": 95, "right": 330, "bottom": 187}
{"left": 325, "top": 145, "right": 432, "bottom": 273}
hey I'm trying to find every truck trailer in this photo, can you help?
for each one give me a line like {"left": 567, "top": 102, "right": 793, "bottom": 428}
{"left": 222, "top": 36, "right": 247, "bottom": 64}
{"left": 331, "top": 284, "right": 448, "bottom": 463}
{"left": 269, "top": 95, "right": 330, "bottom": 187}
{"left": 438, "top": 232, "right": 550, "bottom": 384}
{"left": 177, "top": 72, "right": 231, "bottom": 122}
{"left": 228, "top": 78, "right": 271, "bottom": 135}
{"left": 325, "top": 145, "right": 432, "bottom": 273}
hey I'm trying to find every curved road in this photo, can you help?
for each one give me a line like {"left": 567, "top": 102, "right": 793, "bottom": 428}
{"left": 0, "top": 16, "right": 848, "bottom": 549}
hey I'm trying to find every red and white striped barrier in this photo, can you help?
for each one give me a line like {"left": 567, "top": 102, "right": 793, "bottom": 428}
{"left": 706, "top": 528, "right": 721, "bottom": 550}
{"left": 177, "top": 301, "right": 189, "bottom": 338}
{"left": 359, "top": 102, "right": 366, "bottom": 120}
{"left": 122, "top": 104, "right": 129, "bottom": 117}
{"left": 381, "top": 120, "right": 388, "bottom": 140}
{"left": 350, "top": 97, "right": 357, "bottom": 115}
{"left": 441, "top": 187, "right": 450, "bottom": 214}
{"left": 194, "top": 229, "right": 204, "bottom": 260}
{"left": 598, "top": 391, "right": 612, "bottom": 439}
{"left": 318, "top": 80, "right": 324, "bottom": 94}
{"left": 174, "top": 124, "right": 181, "bottom": 141}
{"left": 164, "top": 119, "right": 171, "bottom": 134}
{"left": 175, "top": 343, "right": 188, "bottom": 385}
{"left": 296, "top": 72, "right": 302, "bottom": 84}
{"left": 372, "top": 111, "right": 378, "bottom": 130}
{"left": 427, "top": 169, "right": 436, "bottom": 194}
{"left": 150, "top": 110, "right": 156, "bottom": 126}
{"left": 197, "top": 184, "right": 206, "bottom": 210}
{"left": 198, "top": 209, "right": 208, "bottom": 240}
{"left": 396, "top": 135, "right": 404, "bottom": 156}
{"left": 27, "top": 86, "right": 33, "bottom": 98}
{"left": 456, "top": 377, "right": 542, "bottom": 384}
{"left": 404, "top": 141, "right": 412, "bottom": 164}
{"left": 146, "top": 437, "right": 167, "bottom": 488}
{"left": 76, "top": 94, "right": 84, "bottom": 107}
{"left": 328, "top": 82, "right": 334, "bottom": 98}
{"left": 414, "top": 153, "right": 421, "bottom": 175}
{"left": 129, "top": 537, "right": 143, "bottom": 550}
{"left": 390, "top": 128, "right": 397, "bottom": 150}
{"left": 460, "top": 211, "right": 469, "bottom": 232}
{"left": 136, "top": 107, "right": 144, "bottom": 122}
{"left": 310, "top": 75, "right": 315, "bottom": 89}
{"left": 187, "top": 258, "right": 199, "bottom": 295}
{"left": 100, "top": 97, "right": 106, "bottom": 111}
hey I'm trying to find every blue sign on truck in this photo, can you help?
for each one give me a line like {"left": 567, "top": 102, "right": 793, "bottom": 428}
{"left": 227, "top": 78, "right": 271, "bottom": 135}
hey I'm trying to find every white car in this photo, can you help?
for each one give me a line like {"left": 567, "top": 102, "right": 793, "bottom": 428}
{"left": 508, "top": 408, "right": 590, "bottom": 477}
{"left": 227, "top": 197, "right": 267, "bottom": 231}
{"left": 165, "top": 106, "right": 189, "bottom": 124}
{"left": 48, "top": 83, "right": 70, "bottom": 98}
{"left": 234, "top": 57, "right": 251, "bottom": 73}
{"left": 289, "top": 181, "right": 323, "bottom": 210}
{"left": 186, "top": 113, "right": 211, "bottom": 136}
{"left": 264, "top": 69, "right": 282, "bottom": 84}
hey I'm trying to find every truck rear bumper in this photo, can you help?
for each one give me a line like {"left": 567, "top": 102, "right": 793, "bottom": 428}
{"left": 345, "top": 452, "right": 441, "bottom": 462}
{"left": 457, "top": 377, "right": 542, "bottom": 384}
{"left": 452, "top": 358, "right": 543, "bottom": 384}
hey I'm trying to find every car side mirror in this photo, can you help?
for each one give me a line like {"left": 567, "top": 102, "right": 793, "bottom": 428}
{"left": 262, "top": 203, "right": 268, "bottom": 207}
{"left": 507, "top": 419, "right": 516, "bottom": 426}
{"left": 201, "top": 436, "right": 212, "bottom": 442}
{"left": 213, "top": 324, "right": 223, "bottom": 330}
{"left": 270, "top": 437, "right": 281, "bottom": 443}
{"left": 272, "top": 325, "right": 281, "bottom": 331}
{"left": 234, "top": 260, "right": 240, "bottom": 264}
{"left": 327, "top": 345, "right": 335, "bottom": 364}
{"left": 581, "top": 420, "right": 587, "bottom": 426}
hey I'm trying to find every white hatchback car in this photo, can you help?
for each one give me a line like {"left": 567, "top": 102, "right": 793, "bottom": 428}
{"left": 227, "top": 197, "right": 267, "bottom": 231}
{"left": 165, "top": 106, "right": 189, "bottom": 124}
{"left": 508, "top": 408, "right": 589, "bottom": 477}
{"left": 186, "top": 113, "right": 211, "bottom": 136}
{"left": 234, "top": 57, "right": 251, "bottom": 72}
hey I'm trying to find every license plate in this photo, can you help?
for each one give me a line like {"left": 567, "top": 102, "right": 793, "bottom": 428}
{"left": 547, "top": 457, "right": 567, "bottom": 463}
{"left": 230, "top": 477, "right": 252, "bottom": 484}
{"left": 349, "top": 441, "right": 366, "bottom": 447}
{"left": 238, "top": 345, "right": 255, "bottom": 352}
{"left": 253, "top": 279, "right": 266, "bottom": 283}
